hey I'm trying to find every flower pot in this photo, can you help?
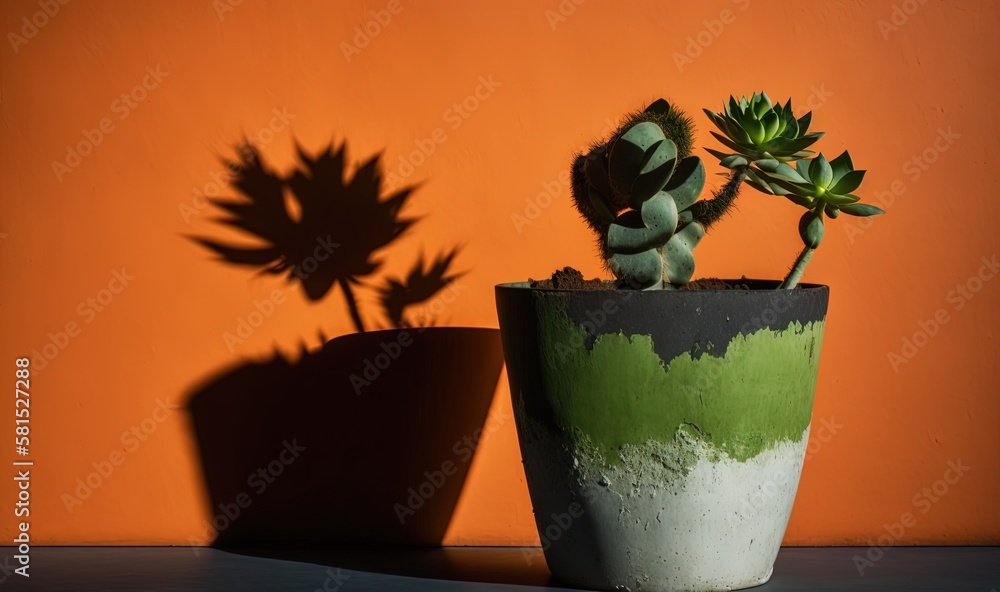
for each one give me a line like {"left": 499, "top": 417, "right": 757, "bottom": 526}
{"left": 495, "top": 280, "right": 829, "bottom": 592}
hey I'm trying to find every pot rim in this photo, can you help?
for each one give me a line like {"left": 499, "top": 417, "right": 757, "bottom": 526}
{"left": 496, "top": 278, "right": 829, "bottom": 293}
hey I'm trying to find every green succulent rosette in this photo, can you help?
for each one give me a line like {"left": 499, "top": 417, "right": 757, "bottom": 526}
{"left": 703, "top": 92, "right": 823, "bottom": 166}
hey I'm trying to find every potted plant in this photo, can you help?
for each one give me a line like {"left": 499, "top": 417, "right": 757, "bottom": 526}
{"left": 495, "top": 94, "right": 883, "bottom": 591}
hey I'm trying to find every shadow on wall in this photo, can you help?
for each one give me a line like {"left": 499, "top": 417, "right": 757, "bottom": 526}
{"left": 184, "top": 140, "right": 503, "bottom": 545}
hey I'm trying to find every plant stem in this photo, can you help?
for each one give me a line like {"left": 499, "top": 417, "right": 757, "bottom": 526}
{"left": 779, "top": 246, "right": 814, "bottom": 290}
{"left": 338, "top": 278, "right": 366, "bottom": 332}
{"left": 690, "top": 166, "right": 746, "bottom": 229}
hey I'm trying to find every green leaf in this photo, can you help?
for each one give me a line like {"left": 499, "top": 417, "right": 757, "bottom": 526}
{"left": 795, "top": 158, "right": 812, "bottom": 181}
{"left": 746, "top": 179, "right": 776, "bottom": 195}
{"left": 641, "top": 191, "right": 680, "bottom": 236}
{"left": 810, "top": 153, "right": 834, "bottom": 188}
{"left": 607, "top": 193, "right": 678, "bottom": 254}
{"left": 704, "top": 147, "right": 735, "bottom": 162}
{"left": 663, "top": 156, "right": 706, "bottom": 211}
{"left": 709, "top": 131, "right": 752, "bottom": 155}
{"left": 799, "top": 210, "right": 824, "bottom": 248}
{"left": 838, "top": 203, "right": 886, "bottom": 217}
{"left": 767, "top": 135, "right": 822, "bottom": 155}
{"left": 771, "top": 162, "right": 807, "bottom": 182}
{"left": 784, "top": 193, "right": 813, "bottom": 207}
{"left": 761, "top": 111, "right": 780, "bottom": 140}
{"left": 664, "top": 222, "right": 705, "bottom": 285}
{"left": 753, "top": 94, "right": 771, "bottom": 118}
{"left": 822, "top": 192, "right": 861, "bottom": 206}
{"left": 588, "top": 186, "right": 615, "bottom": 222}
{"left": 703, "top": 109, "right": 729, "bottom": 135}
{"left": 797, "top": 111, "right": 812, "bottom": 135}
{"left": 760, "top": 91, "right": 773, "bottom": 110}
{"left": 829, "top": 150, "right": 855, "bottom": 179}
{"left": 609, "top": 122, "right": 665, "bottom": 195}
{"left": 753, "top": 158, "right": 781, "bottom": 172}
{"left": 744, "top": 167, "right": 786, "bottom": 195}
{"left": 630, "top": 139, "right": 678, "bottom": 206}
{"left": 767, "top": 176, "right": 819, "bottom": 197}
{"left": 723, "top": 116, "right": 753, "bottom": 145}
{"left": 720, "top": 154, "right": 749, "bottom": 169}
{"left": 740, "top": 110, "right": 763, "bottom": 139}
{"left": 830, "top": 169, "right": 866, "bottom": 195}
{"left": 608, "top": 249, "right": 663, "bottom": 289}
{"left": 620, "top": 121, "right": 666, "bottom": 149}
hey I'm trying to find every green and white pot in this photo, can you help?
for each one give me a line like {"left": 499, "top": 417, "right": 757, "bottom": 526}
{"left": 495, "top": 280, "right": 829, "bottom": 592}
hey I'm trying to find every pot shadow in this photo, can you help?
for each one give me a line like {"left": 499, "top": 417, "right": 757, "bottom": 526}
{"left": 184, "top": 138, "right": 504, "bottom": 548}
{"left": 186, "top": 326, "right": 504, "bottom": 546}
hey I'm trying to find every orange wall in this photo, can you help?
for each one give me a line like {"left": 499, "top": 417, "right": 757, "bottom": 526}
{"left": 1, "top": 0, "right": 998, "bottom": 546}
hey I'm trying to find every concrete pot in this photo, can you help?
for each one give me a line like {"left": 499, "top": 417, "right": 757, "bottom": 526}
{"left": 495, "top": 280, "right": 829, "bottom": 592}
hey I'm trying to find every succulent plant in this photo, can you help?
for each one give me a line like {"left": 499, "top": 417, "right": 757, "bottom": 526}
{"left": 703, "top": 92, "right": 823, "bottom": 166}
{"left": 703, "top": 95, "right": 886, "bottom": 289}
{"left": 570, "top": 99, "right": 742, "bottom": 290}
{"left": 567, "top": 93, "right": 883, "bottom": 291}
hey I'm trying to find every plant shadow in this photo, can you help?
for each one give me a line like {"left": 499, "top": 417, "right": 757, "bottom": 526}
{"left": 184, "top": 138, "right": 503, "bottom": 547}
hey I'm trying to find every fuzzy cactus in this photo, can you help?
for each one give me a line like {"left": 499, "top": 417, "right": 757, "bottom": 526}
{"left": 570, "top": 99, "right": 742, "bottom": 290}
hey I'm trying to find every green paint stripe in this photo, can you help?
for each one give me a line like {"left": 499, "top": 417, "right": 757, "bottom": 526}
{"left": 534, "top": 294, "right": 824, "bottom": 464}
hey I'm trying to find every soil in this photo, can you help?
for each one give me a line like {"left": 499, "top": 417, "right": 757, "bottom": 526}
{"left": 530, "top": 267, "right": 613, "bottom": 290}
{"left": 530, "top": 267, "right": 752, "bottom": 291}
{"left": 679, "top": 276, "right": 752, "bottom": 291}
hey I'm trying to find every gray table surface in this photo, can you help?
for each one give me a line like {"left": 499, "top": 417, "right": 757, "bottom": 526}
{"left": 0, "top": 546, "right": 996, "bottom": 591}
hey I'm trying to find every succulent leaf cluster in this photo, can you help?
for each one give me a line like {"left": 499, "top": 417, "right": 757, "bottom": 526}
{"left": 705, "top": 93, "right": 885, "bottom": 256}
{"left": 703, "top": 92, "right": 822, "bottom": 165}
{"left": 572, "top": 100, "right": 708, "bottom": 289}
